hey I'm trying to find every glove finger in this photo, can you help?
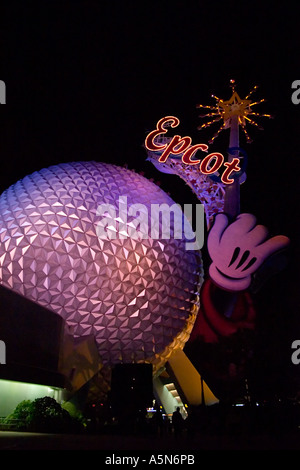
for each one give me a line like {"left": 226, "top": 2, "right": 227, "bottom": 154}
{"left": 247, "top": 224, "right": 269, "bottom": 246}
{"left": 257, "top": 235, "right": 290, "bottom": 259}
{"left": 220, "top": 213, "right": 257, "bottom": 245}
{"left": 232, "top": 213, "right": 257, "bottom": 233}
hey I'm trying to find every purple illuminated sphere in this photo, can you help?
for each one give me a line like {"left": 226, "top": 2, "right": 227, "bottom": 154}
{"left": 0, "top": 161, "right": 203, "bottom": 367}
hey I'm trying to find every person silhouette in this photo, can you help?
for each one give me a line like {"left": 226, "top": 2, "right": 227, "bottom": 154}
{"left": 172, "top": 407, "right": 183, "bottom": 438}
{"left": 153, "top": 407, "right": 165, "bottom": 436}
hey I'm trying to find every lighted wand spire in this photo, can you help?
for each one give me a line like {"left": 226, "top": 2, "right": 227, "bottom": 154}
{"left": 196, "top": 80, "right": 273, "bottom": 218}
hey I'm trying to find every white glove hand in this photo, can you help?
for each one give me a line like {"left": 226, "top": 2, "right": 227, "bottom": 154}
{"left": 207, "top": 213, "right": 290, "bottom": 291}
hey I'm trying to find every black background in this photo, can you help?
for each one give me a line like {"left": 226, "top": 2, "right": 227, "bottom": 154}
{"left": 1, "top": 1, "right": 299, "bottom": 399}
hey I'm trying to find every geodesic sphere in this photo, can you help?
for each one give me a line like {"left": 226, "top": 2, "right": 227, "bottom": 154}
{"left": 0, "top": 161, "right": 203, "bottom": 368}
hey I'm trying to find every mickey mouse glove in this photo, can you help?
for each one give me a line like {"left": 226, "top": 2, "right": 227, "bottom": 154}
{"left": 207, "top": 213, "right": 290, "bottom": 292}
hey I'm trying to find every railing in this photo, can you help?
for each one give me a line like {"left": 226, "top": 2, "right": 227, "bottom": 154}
{"left": 0, "top": 417, "right": 27, "bottom": 431}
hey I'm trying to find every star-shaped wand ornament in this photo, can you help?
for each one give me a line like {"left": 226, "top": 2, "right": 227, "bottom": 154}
{"left": 196, "top": 80, "right": 273, "bottom": 144}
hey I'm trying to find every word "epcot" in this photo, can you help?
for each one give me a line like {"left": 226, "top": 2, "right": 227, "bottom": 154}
{"left": 145, "top": 116, "right": 241, "bottom": 184}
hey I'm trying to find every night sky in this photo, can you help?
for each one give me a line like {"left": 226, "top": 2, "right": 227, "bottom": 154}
{"left": 1, "top": 1, "right": 300, "bottom": 397}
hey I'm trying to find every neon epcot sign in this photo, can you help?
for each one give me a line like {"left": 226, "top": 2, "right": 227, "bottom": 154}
{"left": 145, "top": 116, "right": 242, "bottom": 184}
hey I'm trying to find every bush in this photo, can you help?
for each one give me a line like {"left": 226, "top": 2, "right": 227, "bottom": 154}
{"left": 61, "top": 400, "right": 87, "bottom": 427}
{"left": 4, "top": 396, "right": 84, "bottom": 433}
{"left": 3, "top": 400, "right": 32, "bottom": 430}
{"left": 29, "top": 396, "right": 72, "bottom": 432}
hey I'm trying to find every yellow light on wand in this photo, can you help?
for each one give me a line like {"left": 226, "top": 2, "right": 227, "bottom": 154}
{"left": 196, "top": 80, "right": 273, "bottom": 218}
{"left": 196, "top": 80, "right": 273, "bottom": 144}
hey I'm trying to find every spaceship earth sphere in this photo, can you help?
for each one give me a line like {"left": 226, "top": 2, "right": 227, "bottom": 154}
{"left": 0, "top": 161, "right": 203, "bottom": 369}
